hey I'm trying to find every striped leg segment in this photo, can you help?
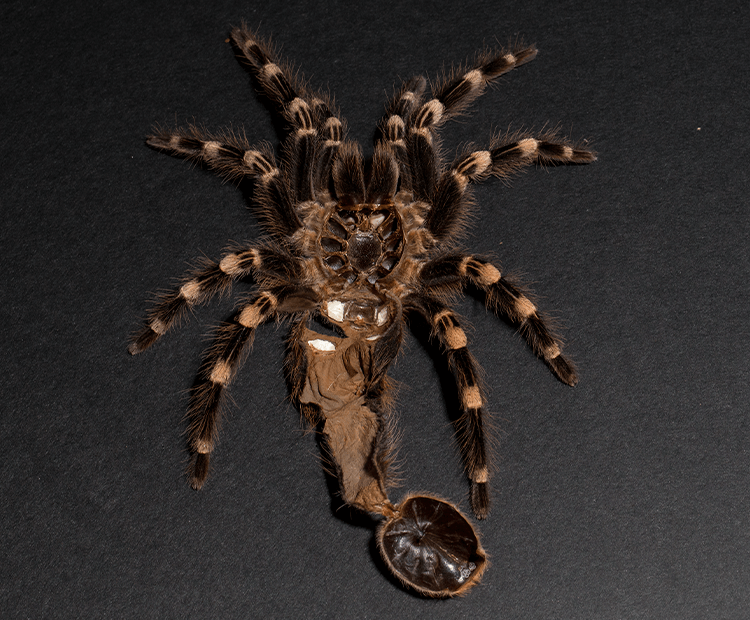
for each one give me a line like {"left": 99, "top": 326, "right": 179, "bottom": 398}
{"left": 229, "top": 24, "right": 346, "bottom": 197}
{"left": 146, "top": 128, "right": 301, "bottom": 237}
{"left": 129, "top": 246, "right": 302, "bottom": 354}
{"left": 406, "top": 293, "right": 491, "bottom": 519}
{"left": 414, "top": 45, "right": 538, "bottom": 137}
{"left": 426, "top": 132, "right": 596, "bottom": 241}
{"left": 377, "top": 45, "right": 537, "bottom": 202}
{"left": 419, "top": 254, "right": 578, "bottom": 385}
{"left": 408, "top": 46, "right": 541, "bottom": 200}
{"left": 187, "top": 286, "right": 317, "bottom": 489}
{"left": 229, "top": 24, "right": 337, "bottom": 128}
{"left": 146, "top": 127, "right": 277, "bottom": 181}
{"left": 378, "top": 76, "right": 427, "bottom": 194}
{"left": 129, "top": 248, "right": 258, "bottom": 354}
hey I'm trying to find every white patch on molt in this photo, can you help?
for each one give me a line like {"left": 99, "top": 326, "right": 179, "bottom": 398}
{"left": 308, "top": 339, "right": 336, "bottom": 351}
{"left": 326, "top": 300, "right": 345, "bottom": 322}
{"left": 376, "top": 306, "right": 388, "bottom": 326}
{"left": 366, "top": 335, "right": 381, "bottom": 341}
{"left": 370, "top": 212, "right": 386, "bottom": 228}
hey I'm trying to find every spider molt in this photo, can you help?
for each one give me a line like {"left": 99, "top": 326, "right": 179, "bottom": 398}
{"left": 130, "top": 24, "right": 595, "bottom": 597}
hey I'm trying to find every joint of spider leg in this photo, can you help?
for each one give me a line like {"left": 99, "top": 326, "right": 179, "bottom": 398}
{"left": 445, "top": 324, "right": 467, "bottom": 350}
{"left": 451, "top": 151, "right": 493, "bottom": 189}
{"left": 323, "top": 116, "right": 343, "bottom": 142}
{"left": 544, "top": 342, "right": 562, "bottom": 360}
{"left": 489, "top": 138, "right": 541, "bottom": 166}
{"left": 402, "top": 228, "right": 436, "bottom": 256}
{"left": 309, "top": 96, "right": 326, "bottom": 112}
{"left": 179, "top": 280, "right": 203, "bottom": 304}
{"left": 239, "top": 34, "right": 257, "bottom": 50}
{"left": 515, "top": 295, "right": 537, "bottom": 320}
{"left": 149, "top": 317, "right": 168, "bottom": 336}
{"left": 193, "top": 438, "right": 213, "bottom": 455}
{"left": 385, "top": 116, "right": 405, "bottom": 143}
{"left": 242, "top": 150, "right": 278, "bottom": 181}
{"left": 259, "top": 62, "right": 295, "bottom": 101}
{"left": 288, "top": 97, "right": 316, "bottom": 131}
{"left": 463, "top": 151, "right": 493, "bottom": 177}
{"left": 479, "top": 49, "right": 530, "bottom": 80}
{"left": 486, "top": 52, "right": 518, "bottom": 76}
{"left": 219, "top": 249, "right": 260, "bottom": 277}
{"left": 462, "top": 68, "right": 485, "bottom": 89}
{"left": 398, "top": 88, "right": 419, "bottom": 108}
{"left": 397, "top": 198, "right": 428, "bottom": 227}
{"left": 201, "top": 141, "right": 222, "bottom": 158}
{"left": 517, "top": 138, "right": 540, "bottom": 159}
{"left": 434, "top": 310, "right": 469, "bottom": 351}
{"left": 473, "top": 466, "right": 489, "bottom": 484}
{"left": 438, "top": 69, "right": 485, "bottom": 111}
{"left": 462, "top": 385, "right": 483, "bottom": 411}
{"left": 234, "top": 30, "right": 265, "bottom": 61}
{"left": 459, "top": 257, "right": 502, "bottom": 286}
{"left": 414, "top": 99, "right": 445, "bottom": 130}
{"left": 238, "top": 292, "right": 278, "bottom": 328}
{"left": 209, "top": 359, "right": 233, "bottom": 385}
{"left": 166, "top": 134, "right": 182, "bottom": 151}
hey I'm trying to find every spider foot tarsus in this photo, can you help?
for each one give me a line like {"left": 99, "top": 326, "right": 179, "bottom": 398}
{"left": 190, "top": 453, "right": 210, "bottom": 489}
{"left": 548, "top": 353, "right": 578, "bottom": 386}
{"left": 128, "top": 328, "right": 160, "bottom": 355}
{"left": 470, "top": 481, "right": 490, "bottom": 520}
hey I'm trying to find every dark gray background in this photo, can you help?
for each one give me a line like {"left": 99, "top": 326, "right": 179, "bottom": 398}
{"left": 2, "top": 0, "right": 748, "bottom": 618}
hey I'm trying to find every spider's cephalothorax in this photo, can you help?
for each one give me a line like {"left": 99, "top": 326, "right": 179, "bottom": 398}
{"left": 130, "top": 24, "right": 595, "bottom": 597}
{"left": 320, "top": 202, "right": 404, "bottom": 284}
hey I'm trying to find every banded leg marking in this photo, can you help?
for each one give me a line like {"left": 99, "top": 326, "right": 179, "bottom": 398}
{"left": 408, "top": 294, "right": 492, "bottom": 519}
{"left": 418, "top": 254, "right": 577, "bottom": 384}
{"left": 188, "top": 290, "right": 280, "bottom": 488}
{"left": 461, "top": 256, "right": 576, "bottom": 383}
{"left": 426, "top": 132, "right": 595, "bottom": 240}
{"left": 129, "top": 248, "right": 262, "bottom": 354}
{"left": 412, "top": 45, "right": 538, "bottom": 138}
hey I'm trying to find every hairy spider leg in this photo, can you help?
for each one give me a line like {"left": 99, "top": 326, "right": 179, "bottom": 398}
{"left": 145, "top": 130, "right": 301, "bottom": 237}
{"left": 398, "top": 45, "right": 539, "bottom": 201}
{"left": 129, "top": 245, "right": 301, "bottom": 354}
{"left": 405, "top": 293, "right": 491, "bottom": 519}
{"left": 230, "top": 24, "right": 346, "bottom": 197}
{"left": 419, "top": 254, "right": 578, "bottom": 386}
{"left": 188, "top": 284, "right": 318, "bottom": 488}
{"left": 377, "top": 76, "right": 427, "bottom": 193}
{"left": 425, "top": 133, "right": 596, "bottom": 242}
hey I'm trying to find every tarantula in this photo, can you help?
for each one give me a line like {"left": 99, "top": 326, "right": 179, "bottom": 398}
{"left": 130, "top": 24, "right": 594, "bottom": 596}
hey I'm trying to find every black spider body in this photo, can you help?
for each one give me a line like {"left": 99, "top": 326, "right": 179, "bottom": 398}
{"left": 130, "top": 24, "right": 594, "bottom": 596}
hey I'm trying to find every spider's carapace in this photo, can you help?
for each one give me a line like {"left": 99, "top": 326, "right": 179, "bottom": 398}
{"left": 320, "top": 201, "right": 403, "bottom": 283}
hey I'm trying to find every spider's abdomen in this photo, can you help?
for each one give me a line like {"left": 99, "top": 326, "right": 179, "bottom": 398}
{"left": 320, "top": 203, "right": 403, "bottom": 283}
